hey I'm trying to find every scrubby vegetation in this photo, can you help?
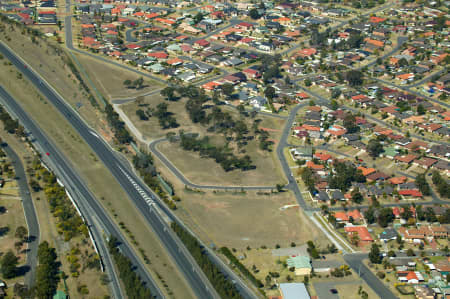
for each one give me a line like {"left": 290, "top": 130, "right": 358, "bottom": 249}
{"left": 171, "top": 222, "right": 243, "bottom": 299}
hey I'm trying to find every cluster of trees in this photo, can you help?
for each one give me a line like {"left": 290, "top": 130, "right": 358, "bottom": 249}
{"left": 219, "top": 247, "right": 263, "bottom": 288}
{"left": 105, "top": 104, "right": 133, "bottom": 144}
{"left": 330, "top": 265, "right": 352, "bottom": 277}
{"left": 160, "top": 86, "right": 178, "bottom": 101}
{"left": 367, "top": 138, "right": 384, "bottom": 158}
{"left": 260, "top": 54, "right": 282, "bottom": 83}
{"left": 123, "top": 77, "right": 144, "bottom": 89}
{"left": 369, "top": 243, "right": 382, "bottom": 264}
{"left": 1, "top": 250, "right": 19, "bottom": 279}
{"left": 38, "top": 165, "right": 88, "bottom": 241}
{"left": 300, "top": 167, "right": 316, "bottom": 193}
{"left": 415, "top": 173, "right": 431, "bottom": 196}
{"left": 171, "top": 222, "right": 243, "bottom": 299}
{"left": 343, "top": 113, "right": 359, "bottom": 134}
{"left": 63, "top": 57, "right": 98, "bottom": 108}
{"left": 306, "top": 241, "right": 320, "bottom": 259}
{"left": 432, "top": 171, "right": 449, "bottom": 198}
{"left": 346, "top": 70, "right": 364, "bottom": 87}
{"left": 35, "top": 241, "right": 60, "bottom": 298}
{"left": 364, "top": 206, "right": 394, "bottom": 227}
{"left": 154, "top": 103, "right": 178, "bottom": 129}
{"left": 0, "top": 105, "right": 23, "bottom": 135}
{"left": 180, "top": 133, "right": 254, "bottom": 172}
{"left": 108, "top": 237, "right": 153, "bottom": 298}
{"left": 328, "top": 161, "right": 365, "bottom": 192}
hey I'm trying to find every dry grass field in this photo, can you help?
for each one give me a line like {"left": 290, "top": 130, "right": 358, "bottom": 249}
{"left": 122, "top": 94, "right": 287, "bottom": 186}
{"left": 73, "top": 52, "right": 163, "bottom": 100}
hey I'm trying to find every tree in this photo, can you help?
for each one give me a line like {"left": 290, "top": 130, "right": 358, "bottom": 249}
{"left": 264, "top": 86, "right": 276, "bottom": 100}
{"left": 1, "top": 250, "right": 18, "bottom": 279}
{"left": 136, "top": 109, "right": 148, "bottom": 121}
{"left": 415, "top": 173, "right": 431, "bottom": 196}
{"left": 221, "top": 83, "right": 234, "bottom": 99}
{"left": 377, "top": 208, "right": 394, "bottom": 227}
{"left": 351, "top": 188, "right": 363, "bottom": 204}
{"left": 350, "top": 233, "right": 360, "bottom": 245}
{"left": 134, "top": 77, "right": 144, "bottom": 89}
{"left": 276, "top": 184, "right": 284, "bottom": 192}
{"left": 368, "top": 244, "right": 382, "bottom": 264}
{"left": 15, "top": 226, "right": 28, "bottom": 241}
{"left": 417, "top": 104, "right": 425, "bottom": 115}
{"left": 193, "top": 12, "right": 203, "bottom": 24}
{"left": 330, "top": 99, "right": 339, "bottom": 110}
{"left": 161, "top": 86, "right": 177, "bottom": 101}
{"left": 367, "top": 139, "right": 383, "bottom": 158}
{"left": 346, "top": 70, "right": 363, "bottom": 86}
{"left": 123, "top": 79, "right": 131, "bottom": 87}
{"left": 343, "top": 113, "right": 359, "bottom": 133}
{"left": 406, "top": 248, "right": 415, "bottom": 256}
{"left": 35, "top": 241, "right": 59, "bottom": 298}
{"left": 249, "top": 8, "right": 260, "bottom": 19}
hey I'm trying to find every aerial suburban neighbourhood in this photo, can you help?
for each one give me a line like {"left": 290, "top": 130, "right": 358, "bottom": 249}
{"left": 0, "top": 0, "right": 448, "bottom": 298}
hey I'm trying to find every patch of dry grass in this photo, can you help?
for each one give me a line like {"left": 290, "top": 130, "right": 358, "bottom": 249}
{"left": 74, "top": 52, "right": 163, "bottom": 100}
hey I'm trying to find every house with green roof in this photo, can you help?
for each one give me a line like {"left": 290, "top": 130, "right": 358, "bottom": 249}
{"left": 287, "top": 255, "right": 311, "bottom": 276}
{"left": 383, "top": 147, "right": 398, "bottom": 159}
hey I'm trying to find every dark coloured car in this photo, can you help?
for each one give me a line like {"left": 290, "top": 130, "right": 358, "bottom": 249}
{"left": 330, "top": 289, "right": 338, "bottom": 294}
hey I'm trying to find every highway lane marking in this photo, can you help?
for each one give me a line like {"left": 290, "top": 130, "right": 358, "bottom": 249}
{"left": 118, "top": 166, "right": 155, "bottom": 208}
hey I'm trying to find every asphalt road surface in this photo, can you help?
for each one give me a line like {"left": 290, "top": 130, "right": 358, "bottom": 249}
{"left": 344, "top": 253, "right": 399, "bottom": 299}
{"left": 0, "top": 86, "right": 131, "bottom": 299}
{"left": 2, "top": 143, "right": 39, "bottom": 288}
{"left": 0, "top": 41, "right": 257, "bottom": 299}
{"left": 276, "top": 102, "right": 309, "bottom": 210}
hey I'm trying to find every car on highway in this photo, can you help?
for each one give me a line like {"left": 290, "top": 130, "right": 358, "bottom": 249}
{"left": 330, "top": 289, "right": 338, "bottom": 294}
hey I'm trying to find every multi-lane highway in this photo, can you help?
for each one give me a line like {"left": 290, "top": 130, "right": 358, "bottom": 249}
{"left": 2, "top": 143, "right": 40, "bottom": 288}
{"left": 0, "top": 40, "right": 258, "bottom": 299}
{"left": 0, "top": 86, "right": 130, "bottom": 299}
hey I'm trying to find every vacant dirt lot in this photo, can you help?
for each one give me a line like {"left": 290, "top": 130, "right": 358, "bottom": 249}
{"left": 172, "top": 187, "right": 327, "bottom": 249}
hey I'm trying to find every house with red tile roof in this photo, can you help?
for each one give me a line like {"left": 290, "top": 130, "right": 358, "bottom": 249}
{"left": 306, "top": 161, "right": 324, "bottom": 170}
{"left": 389, "top": 176, "right": 407, "bottom": 185}
{"left": 193, "top": 39, "right": 210, "bottom": 48}
{"left": 296, "top": 48, "right": 317, "bottom": 58}
{"left": 397, "top": 73, "right": 414, "bottom": 81}
{"left": 370, "top": 16, "right": 386, "bottom": 23}
{"left": 236, "top": 22, "right": 254, "bottom": 30}
{"left": 296, "top": 92, "right": 309, "bottom": 100}
{"left": 243, "top": 68, "right": 261, "bottom": 79}
{"left": 334, "top": 210, "right": 363, "bottom": 223}
{"left": 414, "top": 157, "right": 437, "bottom": 169}
{"left": 145, "top": 12, "right": 159, "bottom": 20}
{"left": 365, "top": 38, "right": 384, "bottom": 48}
{"left": 394, "top": 154, "right": 417, "bottom": 164}
{"left": 399, "top": 189, "right": 423, "bottom": 198}
{"left": 313, "top": 152, "right": 332, "bottom": 162}
{"left": 155, "top": 18, "right": 175, "bottom": 26}
{"left": 148, "top": 52, "right": 168, "bottom": 59}
{"left": 357, "top": 166, "right": 376, "bottom": 177}
{"left": 344, "top": 226, "right": 373, "bottom": 244}
{"left": 326, "top": 125, "right": 347, "bottom": 137}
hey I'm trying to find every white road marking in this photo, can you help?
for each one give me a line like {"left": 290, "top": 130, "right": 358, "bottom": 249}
{"left": 117, "top": 165, "right": 155, "bottom": 207}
